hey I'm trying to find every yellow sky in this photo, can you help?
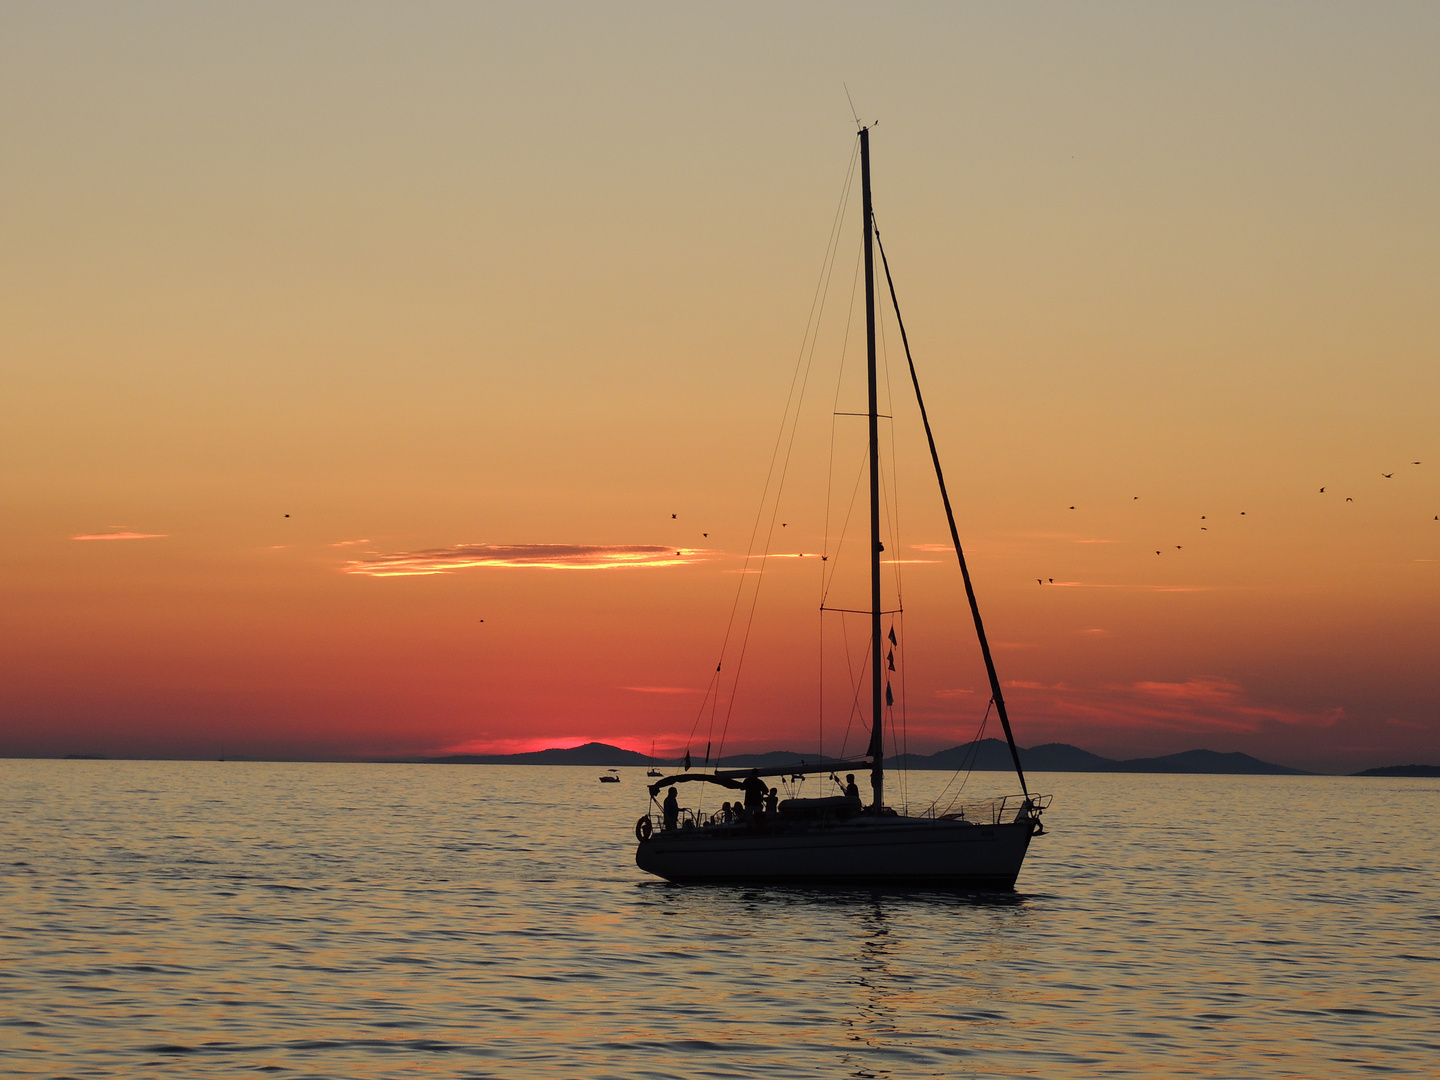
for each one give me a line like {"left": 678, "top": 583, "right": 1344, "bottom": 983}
{"left": 2, "top": 3, "right": 1437, "bottom": 771}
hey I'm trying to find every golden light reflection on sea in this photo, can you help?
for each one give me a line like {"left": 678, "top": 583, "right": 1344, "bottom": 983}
{"left": 1, "top": 761, "right": 1435, "bottom": 1077}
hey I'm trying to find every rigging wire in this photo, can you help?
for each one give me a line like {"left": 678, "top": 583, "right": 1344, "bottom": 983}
{"left": 930, "top": 697, "right": 993, "bottom": 816}
{"left": 707, "top": 139, "right": 860, "bottom": 767}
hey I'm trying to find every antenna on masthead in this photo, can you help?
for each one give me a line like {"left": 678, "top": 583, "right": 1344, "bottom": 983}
{"left": 843, "top": 83, "right": 862, "bottom": 129}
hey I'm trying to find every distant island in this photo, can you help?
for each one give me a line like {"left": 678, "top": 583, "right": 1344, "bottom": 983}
{"left": 429, "top": 739, "right": 1319, "bottom": 775}
{"left": 1351, "top": 764, "right": 1440, "bottom": 778}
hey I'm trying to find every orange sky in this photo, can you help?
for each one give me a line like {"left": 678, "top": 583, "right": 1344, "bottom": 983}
{"left": 3, "top": 4, "right": 1437, "bottom": 772}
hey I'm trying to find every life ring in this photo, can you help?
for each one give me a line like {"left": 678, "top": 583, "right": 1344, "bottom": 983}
{"left": 635, "top": 816, "right": 653, "bottom": 842}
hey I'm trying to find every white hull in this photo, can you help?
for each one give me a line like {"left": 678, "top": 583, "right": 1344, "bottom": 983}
{"left": 636, "top": 816, "right": 1036, "bottom": 889}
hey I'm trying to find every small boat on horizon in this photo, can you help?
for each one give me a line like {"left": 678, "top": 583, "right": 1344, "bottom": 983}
{"left": 634, "top": 126, "right": 1049, "bottom": 888}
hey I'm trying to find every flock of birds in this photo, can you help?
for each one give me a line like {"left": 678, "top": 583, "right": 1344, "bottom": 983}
{"left": 664, "top": 460, "right": 1433, "bottom": 585}
{"left": 1036, "top": 460, "right": 1431, "bottom": 582}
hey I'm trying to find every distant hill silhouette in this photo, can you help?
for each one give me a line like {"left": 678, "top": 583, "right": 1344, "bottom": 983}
{"left": 1103, "top": 749, "right": 1307, "bottom": 775}
{"left": 431, "top": 739, "right": 1308, "bottom": 774}
{"left": 432, "top": 742, "right": 655, "bottom": 767}
{"left": 1352, "top": 764, "right": 1440, "bottom": 778}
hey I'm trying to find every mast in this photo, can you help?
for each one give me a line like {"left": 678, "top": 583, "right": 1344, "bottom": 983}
{"left": 861, "top": 127, "right": 884, "bottom": 809}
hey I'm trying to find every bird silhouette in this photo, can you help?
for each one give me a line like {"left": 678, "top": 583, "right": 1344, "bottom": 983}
{"left": 1048, "top": 577, "right": 1054, "bottom": 583}
{"left": 1038, "top": 579, "right": 1043, "bottom": 585}
{"left": 1133, "top": 496, "right": 1139, "bottom": 500}
{"left": 1413, "top": 462, "right": 1422, "bottom": 465}
{"left": 1241, "top": 512, "right": 1246, "bottom": 516}
{"left": 1201, "top": 515, "right": 1206, "bottom": 520}
{"left": 671, "top": 513, "right": 677, "bottom": 518}
{"left": 1319, "top": 487, "right": 1325, "bottom": 493}
{"left": 1156, "top": 550, "right": 1161, "bottom": 555}
{"left": 1201, "top": 527, "right": 1208, "bottom": 531}
{"left": 702, "top": 532, "right": 708, "bottom": 537}
{"left": 1176, "top": 546, "right": 1182, "bottom": 550}
{"left": 1069, "top": 506, "right": 1075, "bottom": 510}
{"left": 1347, "top": 497, "right": 1354, "bottom": 502}
{"left": 284, "top": 514, "right": 289, "bottom": 518}
{"left": 1382, "top": 473, "right": 1394, "bottom": 479}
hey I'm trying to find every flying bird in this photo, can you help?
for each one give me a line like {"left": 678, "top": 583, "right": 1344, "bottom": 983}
{"left": 1038, "top": 579, "right": 1043, "bottom": 585}
{"left": 702, "top": 532, "right": 708, "bottom": 537}
{"left": 1382, "top": 473, "right": 1394, "bottom": 479}
{"left": 1241, "top": 512, "right": 1246, "bottom": 516}
{"left": 1069, "top": 506, "right": 1075, "bottom": 510}
{"left": 1347, "top": 497, "right": 1353, "bottom": 502}
{"left": 284, "top": 514, "right": 290, "bottom": 518}
{"left": 1176, "top": 546, "right": 1182, "bottom": 550}
{"left": 1319, "top": 487, "right": 1325, "bottom": 493}
{"left": 1201, "top": 527, "right": 1207, "bottom": 531}
{"left": 1156, "top": 550, "right": 1161, "bottom": 555}
{"left": 671, "top": 513, "right": 677, "bottom": 518}
{"left": 1048, "top": 578, "right": 1054, "bottom": 583}
{"left": 1414, "top": 462, "right": 1422, "bottom": 465}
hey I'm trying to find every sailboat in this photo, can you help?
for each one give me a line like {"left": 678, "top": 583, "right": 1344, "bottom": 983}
{"left": 634, "top": 127, "right": 1049, "bottom": 888}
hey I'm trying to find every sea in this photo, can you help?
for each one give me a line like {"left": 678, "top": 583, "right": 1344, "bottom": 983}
{"left": 2, "top": 760, "right": 1435, "bottom": 1079}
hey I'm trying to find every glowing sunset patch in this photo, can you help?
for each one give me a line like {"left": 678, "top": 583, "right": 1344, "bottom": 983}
{"left": 438, "top": 736, "right": 653, "bottom": 756}
{"left": 71, "top": 532, "right": 167, "bottom": 541}
{"left": 344, "top": 543, "right": 708, "bottom": 576}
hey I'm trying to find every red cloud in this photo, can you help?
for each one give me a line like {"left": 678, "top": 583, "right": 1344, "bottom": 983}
{"left": 1003, "top": 676, "right": 1343, "bottom": 736}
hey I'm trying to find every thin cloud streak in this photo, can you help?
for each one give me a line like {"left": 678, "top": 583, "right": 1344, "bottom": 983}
{"left": 344, "top": 543, "right": 711, "bottom": 577}
{"left": 1047, "top": 581, "right": 1214, "bottom": 592}
{"left": 72, "top": 532, "right": 167, "bottom": 541}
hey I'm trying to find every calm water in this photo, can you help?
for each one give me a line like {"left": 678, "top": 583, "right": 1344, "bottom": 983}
{"left": 1, "top": 761, "right": 1435, "bottom": 1079}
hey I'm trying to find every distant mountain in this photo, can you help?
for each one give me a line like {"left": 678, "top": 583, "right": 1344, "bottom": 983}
{"left": 1024, "top": 742, "right": 1115, "bottom": 771}
{"left": 1352, "top": 764, "right": 1440, "bottom": 778}
{"left": 431, "top": 742, "right": 655, "bottom": 767}
{"left": 1104, "top": 749, "right": 1308, "bottom": 775}
{"left": 427, "top": 740, "right": 1306, "bottom": 774}
{"left": 891, "top": 741, "right": 1303, "bottom": 774}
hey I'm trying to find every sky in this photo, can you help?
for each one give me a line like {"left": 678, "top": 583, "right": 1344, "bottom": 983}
{"left": 2, "top": 2, "right": 1437, "bottom": 773}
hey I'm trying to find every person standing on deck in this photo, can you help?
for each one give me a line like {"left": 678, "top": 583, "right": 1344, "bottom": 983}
{"left": 662, "top": 787, "right": 680, "bottom": 831}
